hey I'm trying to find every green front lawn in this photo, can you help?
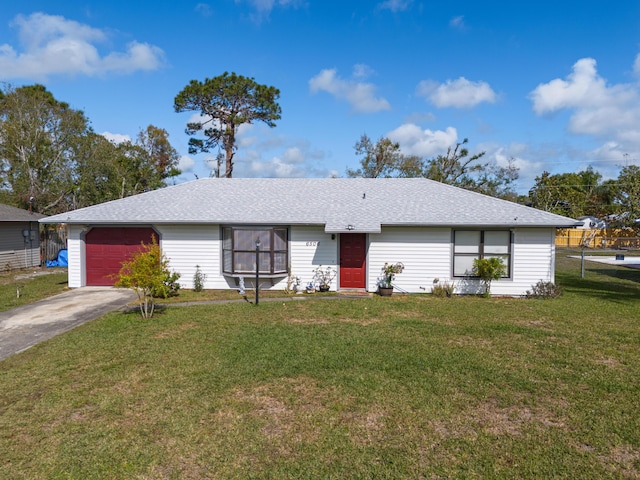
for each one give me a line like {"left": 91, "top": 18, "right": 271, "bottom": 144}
{"left": 0, "top": 252, "right": 639, "bottom": 478}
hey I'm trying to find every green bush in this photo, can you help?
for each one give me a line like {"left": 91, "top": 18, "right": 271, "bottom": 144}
{"left": 115, "top": 237, "right": 180, "bottom": 318}
{"left": 473, "top": 257, "right": 506, "bottom": 297}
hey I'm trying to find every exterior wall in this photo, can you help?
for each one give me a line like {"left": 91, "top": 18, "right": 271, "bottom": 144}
{"left": 290, "top": 226, "right": 337, "bottom": 289}
{"left": 67, "top": 225, "right": 86, "bottom": 288}
{"left": 155, "top": 224, "right": 227, "bottom": 289}
{"left": 501, "top": 227, "right": 555, "bottom": 296}
{"left": 454, "top": 227, "right": 556, "bottom": 296}
{"left": 156, "top": 224, "right": 338, "bottom": 291}
{"left": 67, "top": 223, "right": 557, "bottom": 296}
{"left": 0, "top": 222, "right": 41, "bottom": 271}
{"left": 368, "top": 227, "right": 451, "bottom": 293}
{"left": 368, "top": 226, "right": 556, "bottom": 296}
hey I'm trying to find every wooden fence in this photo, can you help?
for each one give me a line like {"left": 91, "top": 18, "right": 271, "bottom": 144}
{"left": 41, "top": 226, "right": 68, "bottom": 261}
{"left": 556, "top": 228, "right": 640, "bottom": 249}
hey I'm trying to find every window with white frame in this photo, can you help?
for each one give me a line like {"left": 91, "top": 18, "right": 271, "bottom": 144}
{"left": 222, "top": 227, "right": 288, "bottom": 275}
{"left": 453, "top": 230, "right": 511, "bottom": 277}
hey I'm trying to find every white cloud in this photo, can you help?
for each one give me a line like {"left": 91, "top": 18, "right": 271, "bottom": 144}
{"left": 529, "top": 57, "right": 640, "bottom": 149}
{"left": 449, "top": 15, "right": 465, "bottom": 30}
{"left": 352, "top": 63, "right": 374, "bottom": 79}
{"left": 236, "top": 0, "right": 304, "bottom": 22}
{"left": 0, "top": 12, "right": 165, "bottom": 80}
{"left": 178, "top": 155, "right": 195, "bottom": 172}
{"left": 417, "top": 77, "right": 497, "bottom": 108}
{"left": 249, "top": 156, "right": 307, "bottom": 177}
{"left": 100, "top": 131, "right": 131, "bottom": 144}
{"left": 232, "top": 128, "right": 331, "bottom": 178}
{"left": 309, "top": 67, "right": 391, "bottom": 113}
{"left": 634, "top": 53, "right": 640, "bottom": 78}
{"left": 195, "top": 3, "right": 213, "bottom": 16}
{"left": 377, "top": 0, "right": 413, "bottom": 12}
{"left": 387, "top": 124, "right": 458, "bottom": 157}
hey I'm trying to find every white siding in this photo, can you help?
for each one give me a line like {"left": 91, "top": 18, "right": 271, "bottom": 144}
{"left": 155, "top": 225, "right": 227, "bottom": 289}
{"left": 67, "top": 225, "right": 85, "bottom": 288}
{"left": 66, "top": 223, "right": 557, "bottom": 296}
{"left": 500, "top": 227, "right": 555, "bottom": 296}
{"left": 368, "top": 227, "right": 451, "bottom": 293}
{"left": 290, "top": 226, "right": 337, "bottom": 290}
{"left": 157, "top": 225, "right": 338, "bottom": 291}
{"left": 454, "top": 227, "right": 556, "bottom": 296}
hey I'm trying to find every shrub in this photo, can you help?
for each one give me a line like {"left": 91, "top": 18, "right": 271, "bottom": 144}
{"left": 193, "top": 265, "right": 206, "bottom": 292}
{"left": 115, "top": 237, "right": 180, "bottom": 318}
{"left": 526, "top": 280, "right": 562, "bottom": 299}
{"left": 432, "top": 279, "right": 455, "bottom": 297}
{"left": 473, "top": 257, "right": 506, "bottom": 297}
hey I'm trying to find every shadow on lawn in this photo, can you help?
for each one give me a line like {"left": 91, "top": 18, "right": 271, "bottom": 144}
{"left": 558, "top": 266, "right": 640, "bottom": 303}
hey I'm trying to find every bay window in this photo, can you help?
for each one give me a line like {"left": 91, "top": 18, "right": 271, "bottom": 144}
{"left": 222, "top": 227, "right": 288, "bottom": 275}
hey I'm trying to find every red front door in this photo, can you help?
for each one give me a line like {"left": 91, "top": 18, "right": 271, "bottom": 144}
{"left": 340, "top": 233, "right": 367, "bottom": 289}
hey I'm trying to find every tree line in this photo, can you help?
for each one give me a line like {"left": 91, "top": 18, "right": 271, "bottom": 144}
{"left": 0, "top": 84, "right": 181, "bottom": 215}
{"left": 3, "top": 74, "right": 639, "bottom": 232}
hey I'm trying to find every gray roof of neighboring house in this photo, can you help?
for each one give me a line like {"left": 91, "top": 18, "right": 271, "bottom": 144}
{"left": 0, "top": 203, "right": 45, "bottom": 222}
{"left": 40, "top": 178, "right": 580, "bottom": 231}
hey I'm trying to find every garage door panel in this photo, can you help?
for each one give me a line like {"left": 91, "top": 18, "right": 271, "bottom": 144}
{"left": 86, "top": 227, "right": 156, "bottom": 286}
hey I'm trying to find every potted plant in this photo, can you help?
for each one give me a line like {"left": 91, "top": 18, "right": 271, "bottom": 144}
{"left": 379, "top": 262, "right": 404, "bottom": 296}
{"left": 312, "top": 265, "right": 336, "bottom": 292}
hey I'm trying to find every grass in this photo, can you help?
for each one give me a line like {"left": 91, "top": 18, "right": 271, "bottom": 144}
{"left": 0, "top": 267, "right": 68, "bottom": 312}
{"left": 1, "top": 251, "right": 639, "bottom": 478}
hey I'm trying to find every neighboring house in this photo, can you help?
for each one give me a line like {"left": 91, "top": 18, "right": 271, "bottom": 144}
{"left": 40, "top": 178, "right": 579, "bottom": 296}
{"left": 0, "top": 203, "right": 44, "bottom": 271}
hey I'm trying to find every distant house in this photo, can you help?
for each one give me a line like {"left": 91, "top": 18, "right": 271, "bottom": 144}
{"left": 0, "top": 203, "right": 44, "bottom": 271}
{"left": 41, "top": 178, "right": 579, "bottom": 296}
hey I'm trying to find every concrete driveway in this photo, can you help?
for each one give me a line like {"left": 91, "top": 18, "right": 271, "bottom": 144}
{"left": 0, "top": 287, "right": 136, "bottom": 361}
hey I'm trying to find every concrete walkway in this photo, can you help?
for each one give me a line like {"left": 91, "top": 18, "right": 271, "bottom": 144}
{"left": 0, "top": 287, "right": 136, "bottom": 361}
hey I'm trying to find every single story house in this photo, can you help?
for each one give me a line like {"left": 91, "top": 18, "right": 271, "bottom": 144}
{"left": 40, "top": 178, "right": 579, "bottom": 296}
{"left": 1, "top": 203, "right": 44, "bottom": 271}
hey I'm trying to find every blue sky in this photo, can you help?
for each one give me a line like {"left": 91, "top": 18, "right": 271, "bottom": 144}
{"left": 1, "top": 1, "right": 639, "bottom": 193}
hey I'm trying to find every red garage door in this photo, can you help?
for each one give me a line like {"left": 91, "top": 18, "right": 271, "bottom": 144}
{"left": 85, "top": 227, "right": 156, "bottom": 286}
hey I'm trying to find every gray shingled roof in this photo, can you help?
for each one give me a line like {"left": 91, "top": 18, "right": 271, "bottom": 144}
{"left": 40, "top": 178, "right": 579, "bottom": 231}
{"left": 0, "top": 203, "right": 45, "bottom": 222}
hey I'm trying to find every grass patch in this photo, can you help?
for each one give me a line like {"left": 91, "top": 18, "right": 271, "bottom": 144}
{"left": 1, "top": 251, "right": 640, "bottom": 478}
{"left": 0, "top": 268, "right": 68, "bottom": 312}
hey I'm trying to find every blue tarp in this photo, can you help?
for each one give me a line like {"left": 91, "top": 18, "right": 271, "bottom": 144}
{"left": 46, "top": 249, "right": 68, "bottom": 268}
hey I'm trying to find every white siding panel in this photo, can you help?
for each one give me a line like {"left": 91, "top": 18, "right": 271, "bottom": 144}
{"left": 290, "top": 226, "right": 337, "bottom": 290}
{"left": 67, "top": 225, "right": 85, "bottom": 288}
{"left": 482, "top": 227, "right": 555, "bottom": 297}
{"left": 368, "top": 227, "right": 451, "bottom": 293}
{"left": 155, "top": 225, "right": 226, "bottom": 289}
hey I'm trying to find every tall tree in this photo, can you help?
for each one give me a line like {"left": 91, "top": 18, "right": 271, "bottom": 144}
{"left": 346, "top": 135, "right": 518, "bottom": 199}
{"left": 0, "top": 84, "right": 89, "bottom": 213}
{"left": 73, "top": 127, "right": 181, "bottom": 208}
{"left": 174, "top": 72, "right": 281, "bottom": 178}
{"left": 135, "top": 125, "right": 181, "bottom": 182}
{"left": 613, "top": 165, "right": 640, "bottom": 229}
{"left": 346, "top": 134, "right": 403, "bottom": 178}
{"left": 528, "top": 167, "right": 612, "bottom": 219}
{"left": 423, "top": 138, "right": 518, "bottom": 198}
